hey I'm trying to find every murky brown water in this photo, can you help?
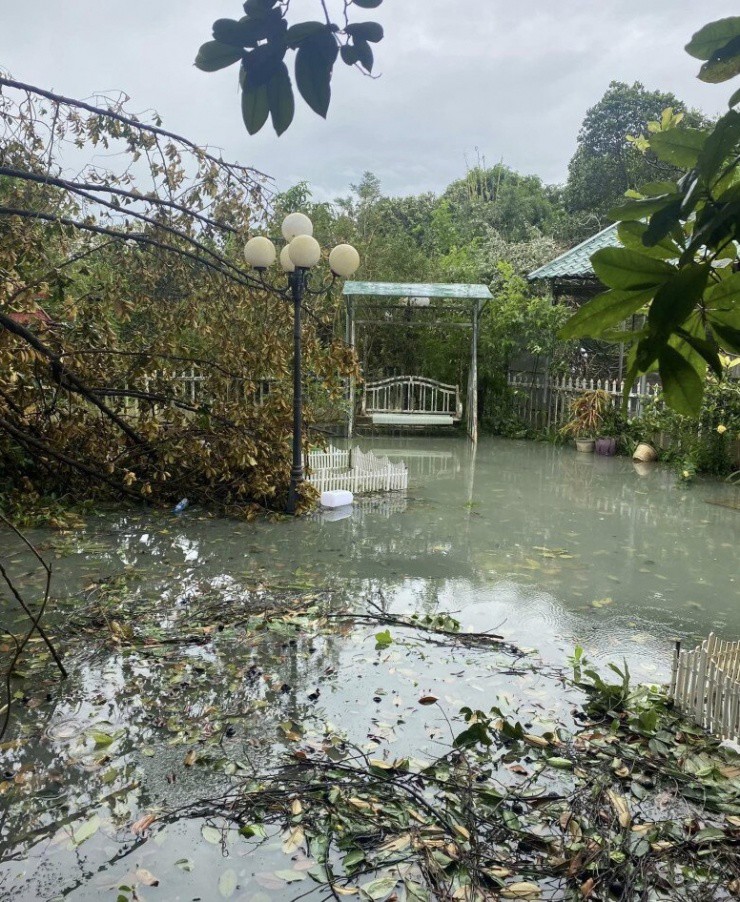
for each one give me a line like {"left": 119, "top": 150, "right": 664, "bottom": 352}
{"left": 0, "top": 437, "right": 738, "bottom": 899}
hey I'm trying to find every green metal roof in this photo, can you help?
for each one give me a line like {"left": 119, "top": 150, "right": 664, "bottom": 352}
{"left": 343, "top": 281, "right": 492, "bottom": 300}
{"left": 528, "top": 223, "right": 620, "bottom": 281}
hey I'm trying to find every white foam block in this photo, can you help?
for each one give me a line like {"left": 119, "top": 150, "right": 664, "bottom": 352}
{"left": 320, "top": 490, "right": 354, "bottom": 509}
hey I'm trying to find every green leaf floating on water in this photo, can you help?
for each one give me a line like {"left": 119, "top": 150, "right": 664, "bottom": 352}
{"left": 202, "top": 825, "right": 222, "bottom": 844}
{"left": 70, "top": 814, "right": 101, "bottom": 847}
{"left": 375, "top": 629, "right": 393, "bottom": 650}
{"left": 218, "top": 868, "right": 238, "bottom": 898}
{"left": 362, "top": 876, "right": 399, "bottom": 900}
{"left": 275, "top": 870, "right": 306, "bottom": 883}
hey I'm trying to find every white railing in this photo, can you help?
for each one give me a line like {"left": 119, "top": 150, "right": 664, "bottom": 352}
{"left": 306, "top": 445, "right": 408, "bottom": 495}
{"left": 362, "top": 376, "right": 463, "bottom": 420}
{"left": 507, "top": 373, "right": 660, "bottom": 430}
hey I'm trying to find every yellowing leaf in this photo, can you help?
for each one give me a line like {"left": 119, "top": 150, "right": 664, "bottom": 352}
{"left": 282, "top": 826, "right": 305, "bottom": 854}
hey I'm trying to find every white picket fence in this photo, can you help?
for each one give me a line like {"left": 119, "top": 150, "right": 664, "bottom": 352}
{"left": 507, "top": 373, "right": 660, "bottom": 430}
{"left": 671, "top": 633, "right": 740, "bottom": 742}
{"left": 306, "top": 445, "right": 408, "bottom": 495}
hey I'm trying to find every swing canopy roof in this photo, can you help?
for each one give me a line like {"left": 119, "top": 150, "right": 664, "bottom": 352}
{"left": 343, "top": 281, "right": 492, "bottom": 301}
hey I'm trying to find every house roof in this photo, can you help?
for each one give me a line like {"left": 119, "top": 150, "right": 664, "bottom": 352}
{"left": 343, "top": 281, "right": 492, "bottom": 300}
{"left": 528, "top": 223, "right": 620, "bottom": 281}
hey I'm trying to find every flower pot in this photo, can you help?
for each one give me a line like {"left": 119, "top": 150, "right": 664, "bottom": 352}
{"left": 633, "top": 442, "right": 657, "bottom": 463}
{"left": 595, "top": 437, "right": 617, "bottom": 456}
{"left": 575, "top": 438, "right": 595, "bottom": 453}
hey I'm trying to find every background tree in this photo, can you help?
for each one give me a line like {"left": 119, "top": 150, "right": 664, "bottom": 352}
{"left": 565, "top": 81, "right": 707, "bottom": 226}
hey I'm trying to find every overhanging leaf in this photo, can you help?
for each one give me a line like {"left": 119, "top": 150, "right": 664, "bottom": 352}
{"left": 659, "top": 345, "right": 705, "bottom": 417}
{"left": 647, "top": 264, "right": 709, "bottom": 338}
{"left": 559, "top": 288, "right": 654, "bottom": 339}
{"left": 267, "top": 62, "right": 295, "bottom": 136}
{"left": 648, "top": 128, "right": 707, "bottom": 169}
{"left": 195, "top": 41, "right": 242, "bottom": 73}
{"left": 686, "top": 17, "right": 740, "bottom": 60}
{"left": 295, "top": 30, "right": 338, "bottom": 118}
{"left": 241, "top": 77, "right": 270, "bottom": 135}
{"left": 591, "top": 248, "right": 675, "bottom": 291}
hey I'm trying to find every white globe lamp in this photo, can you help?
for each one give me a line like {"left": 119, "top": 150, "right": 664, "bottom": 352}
{"left": 282, "top": 212, "right": 314, "bottom": 242}
{"left": 329, "top": 244, "right": 361, "bottom": 278}
{"left": 279, "top": 244, "right": 296, "bottom": 273}
{"left": 243, "top": 236, "right": 276, "bottom": 270}
{"left": 288, "top": 235, "right": 322, "bottom": 269}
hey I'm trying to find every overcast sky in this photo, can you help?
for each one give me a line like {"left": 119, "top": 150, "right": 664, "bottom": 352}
{"left": 2, "top": 2, "right": 737, "bottom": 201}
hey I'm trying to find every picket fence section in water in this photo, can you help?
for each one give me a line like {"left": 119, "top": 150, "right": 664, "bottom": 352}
{"left": 507, "top": 373, "right": 660, "bottom": 430}
{"left": 306, "top": 446, "right": 408, "bottom": 495}
{"left": 671, "top": 633, "right": 740, "bottom": 743}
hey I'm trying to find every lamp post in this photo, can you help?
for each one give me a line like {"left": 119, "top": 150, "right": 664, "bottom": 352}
{"left": 243, "top": 214, "right": 360, "bottom": 515}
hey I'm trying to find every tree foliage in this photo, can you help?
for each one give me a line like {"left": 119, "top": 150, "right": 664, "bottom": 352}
{"left": 565, "top": 81, "right": 706, "bottom": 224}
{"left": 561, "top": 17, "right": 740, "bottom": 418}
{"left": 196, "top": 0, "right": 385, "bottom": 136}
{"left": 0, "top": 78, "right": 354, "bottom": 517}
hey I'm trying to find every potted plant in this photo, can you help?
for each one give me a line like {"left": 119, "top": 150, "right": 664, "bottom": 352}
{"left": 560, "top": 389, "right": 611, "bottom": 453}
{"left": 595, "top": 401, "right": 622, "bottom": 456}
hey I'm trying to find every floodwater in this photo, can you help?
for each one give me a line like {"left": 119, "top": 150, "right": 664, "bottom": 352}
{"left": 0, "top": 437, "right": 738, "bottom": 900}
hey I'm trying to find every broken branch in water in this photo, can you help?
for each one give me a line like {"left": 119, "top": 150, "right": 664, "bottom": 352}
{"left": 0, "top": 513, "right": 67, "bottom": 741}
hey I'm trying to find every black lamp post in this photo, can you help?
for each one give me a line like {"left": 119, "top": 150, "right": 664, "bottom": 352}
{"left": 243, "top": 214, "right": 360, "bottom": 515}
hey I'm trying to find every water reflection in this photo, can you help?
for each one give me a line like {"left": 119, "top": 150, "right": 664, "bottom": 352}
{"left": 1, "top": 437, "right": 738, "bottom": 898}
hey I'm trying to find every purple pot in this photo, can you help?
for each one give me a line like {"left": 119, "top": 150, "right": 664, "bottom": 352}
{"left": 595, "top": 437, "right": 617, "bottom": 456}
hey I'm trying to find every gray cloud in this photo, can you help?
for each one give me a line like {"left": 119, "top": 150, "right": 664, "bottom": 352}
{"left": 1, "top": 1, "right": 737, "bottom": 200}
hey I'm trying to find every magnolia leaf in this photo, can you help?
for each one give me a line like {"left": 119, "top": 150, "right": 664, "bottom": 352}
{"left": 418, "top": 695, "right": 438, "bottom": 705}
{"left": 699, "top": 38, "right": 740, "bottom": 84}
{"left": 295, "top": 30, "right": 338, "bottom": 118}
{"left": 559, "top": 288, "right": 654, "bottom": 340}
{"left": 686, "top": 17, "right": 740, "bottom": 60}
{"left": 345, "top": 22, "right": 384, "bottom": 44}
{"left": 648, "top": 128, "right": 707, "bottom": 168}
{"left": 500, "top": 883, "right": 541, "bottom": 899}
{"left": 241, "top": 79, "right": 270, "bottom": 135}
{"left": 282, "top": 825, "right": 305, "bottom": 854}
{"left": 267, "top": 62, "right": 295, "bottom": 136}
{"left": 353, "top": 0, "right": 383, "bottom": 7}
{"left": 195, "top": 41, "right": 242, "bottom": 72}
{"left": 286, "top": 21, "right": 327, "bottom": 48}
{"left": 659, "top": 345, "right": 705, "bottom": 417}
{"left": 647, "top": 264, "right": 709, "bottom": 338}
{"left": 591, "top": 248, "right": 674, "bottom": 291}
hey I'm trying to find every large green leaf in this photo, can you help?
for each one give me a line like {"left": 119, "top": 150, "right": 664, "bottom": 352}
{"left": 647, "top": 264, "right": 709, "bottom": 338}
{"left": 686, "top": 17, "right": 740, "bottom": 60}
{"left": 659, "top": 345, "right": 705, "bottom": 417}
{"left": 295, "top": 30, "right": 338, "bottom": 118}
{"left": 243, "top": 0, "right": 279, "bottom": 17}
{"left": 591, "top": 248, "right": 675, "bottom": 291}
{"left": 345, "top": 22, "right": 384, "bottom": 43}
{"left": 698, "top": 110, "right": 740, "bottom": 180}
{"left": 286, "top": 21, "right": 327, "bottom": 48}
{"left": 353, "top": 0, "right": 383, "bottom": 7}
{"left": 643, "top": 198, "right": 684, "bottom": 247}
{"left": 558, "top": 288, "right": 654, "bottom": 339}
{"left": 213, "top": 17, "right": 266, "bottom": 47}
{"left": 609, "top": 195, "right": 678, "bottom": 222}
{"left": 195, "top": 41, "right": 242, "bottom": 72}
{"left": 705, "top": 271, "right": 740, "bottom": 315}
{"left": 267, "top": 62, "right": 295, "bottom": 136}
{"left": 241, "top": 78, "right": 270, "bottom": 135}
{"left": 617, "top": 221, "right": 681, "bottom": 261}
{"left": 648, "top": 128, "right": 707, "bottom": 168}
{"left": 699, "top": 37, "right": 740, "bottom": 85}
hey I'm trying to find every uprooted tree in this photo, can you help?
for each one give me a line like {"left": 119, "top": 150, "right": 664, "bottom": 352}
{"left": 0, "top": 77, "right": 356, "bottom": 519}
